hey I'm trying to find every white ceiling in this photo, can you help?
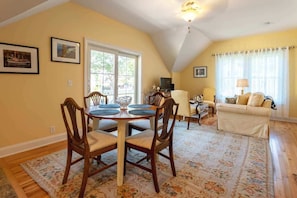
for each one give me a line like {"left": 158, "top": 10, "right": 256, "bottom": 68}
{"left": 1, "top": 0, "right": 297, "bottom": 72}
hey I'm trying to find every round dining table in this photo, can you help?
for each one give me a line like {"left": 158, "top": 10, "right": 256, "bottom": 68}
{"left": 85, "top": 104, "right": 156, "bottom": 186}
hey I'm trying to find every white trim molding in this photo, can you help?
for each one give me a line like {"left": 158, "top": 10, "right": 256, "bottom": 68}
{"left": 271, "top": 117, "right": 297, "bottom": 123}
{"left": 0, "top": 133, "right": 66, "bottom": 158}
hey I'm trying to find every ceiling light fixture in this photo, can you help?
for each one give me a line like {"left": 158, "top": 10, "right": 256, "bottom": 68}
{"left": 181, "top": 0, "right": 201, "bottom": 32}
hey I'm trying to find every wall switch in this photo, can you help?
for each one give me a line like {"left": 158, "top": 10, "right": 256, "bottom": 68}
{"left": 50, "top": 126, "right": 56, "bottom": 134}
{"left": 67, "top": 80, "right": 73, "bottom": 86}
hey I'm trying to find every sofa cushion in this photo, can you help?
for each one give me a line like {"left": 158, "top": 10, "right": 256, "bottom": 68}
{"left": 216, "top": 103, "right": 271, "bottom": 117}
{"left": 262, "top": 100, "right": 272, "bottom": 108}
{"left": 236, "top": 94, "right": 249, "bottom": 105}
{"left": 247, "top": 93, "right": 265, "bottom": 107}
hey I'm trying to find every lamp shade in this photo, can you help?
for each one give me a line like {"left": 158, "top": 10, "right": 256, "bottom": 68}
{"left": 236, "top": 79, "right": 249, "bottom": 87}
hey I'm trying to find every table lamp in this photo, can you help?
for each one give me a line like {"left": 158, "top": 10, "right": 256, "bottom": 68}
{"left": 236, "top": 79, "right": 249, "bottom": 95}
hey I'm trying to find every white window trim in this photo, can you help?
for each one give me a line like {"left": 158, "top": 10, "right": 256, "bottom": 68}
{"left": 84, "top": 38, "right": 142, "bottom": 103}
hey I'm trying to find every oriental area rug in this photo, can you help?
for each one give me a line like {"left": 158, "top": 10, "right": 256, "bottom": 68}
{"left": 21, "top": 121, "right": 274, "bottom": 197}
{"left": 0, "top": 168, "right": 18, "bottom": 198}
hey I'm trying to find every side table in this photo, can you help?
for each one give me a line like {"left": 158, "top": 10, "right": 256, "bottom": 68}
{"left": 196, "top": 103, "right": 209, "bottom": 125}
{"left": 189, "top": 101, "right": 209, "bottom": 125}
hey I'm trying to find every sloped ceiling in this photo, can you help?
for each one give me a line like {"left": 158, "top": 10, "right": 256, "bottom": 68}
{"left": 1, "top": 0, "right": 297, "bottom": 72}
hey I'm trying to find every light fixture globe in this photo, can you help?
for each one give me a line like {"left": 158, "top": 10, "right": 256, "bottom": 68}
{"left": 181, "top": 0, "right": 201, "bottom": 22}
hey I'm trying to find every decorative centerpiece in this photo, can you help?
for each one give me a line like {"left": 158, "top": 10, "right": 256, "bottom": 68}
{"left": 115, "top": 96, "right": 132, "bottom": 109}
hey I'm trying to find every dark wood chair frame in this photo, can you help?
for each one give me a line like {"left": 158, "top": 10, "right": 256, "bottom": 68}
{"left": 84, "top": 91, "right": 117, "bottom": 132}
{"left": 128, "top": 91, "right": 168, "bottom": 136}
{"left": 124, "top": 98, "right": 179, "bottom": 193}
{"left": 61, "top": 97, "right": 117, "bottom": 197}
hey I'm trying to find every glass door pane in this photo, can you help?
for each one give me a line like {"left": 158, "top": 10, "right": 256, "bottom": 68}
{"left": 90, "top": 49, "right": 115, "bottom": 103}
{"left": 118, "top": 55, "right": 136, "bottom": 103}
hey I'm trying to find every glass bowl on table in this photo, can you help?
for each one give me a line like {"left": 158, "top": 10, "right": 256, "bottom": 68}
{"left": 115, "top": 96, "right": 132, "bottom": 109}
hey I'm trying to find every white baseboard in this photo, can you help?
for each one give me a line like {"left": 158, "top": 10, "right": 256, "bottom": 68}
{"left": 271, "top": 117, "right": 297, "bottom": 123}
{"left": 0, "top": 133, "right": 67, "bottom": 158}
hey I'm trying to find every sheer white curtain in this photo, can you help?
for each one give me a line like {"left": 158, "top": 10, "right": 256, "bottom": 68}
{"left": 215, "top": 47, "right": 289, "bottom": 119}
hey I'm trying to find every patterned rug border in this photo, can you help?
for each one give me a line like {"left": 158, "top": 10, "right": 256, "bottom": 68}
{"left": 21, "top": 122, "right": 275, "bottom": 197}
{"left": 0, "top": 167, "right": 18, "bottom": 198}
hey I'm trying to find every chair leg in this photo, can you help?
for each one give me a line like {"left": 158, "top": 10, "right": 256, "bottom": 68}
{"left": 197, "top": 114, "right": 201, "bottom": 126}
{"left": 95, "top": 155, "right": 102, "bottom": 164}
{"left": 187, "top": 117, "right": 190, "bottom": 130}
{"left": 168, "top": 144, "right": 176, "bottom": 176}
{"left": 62, "top": 148, "right": 72, "bottom": 184}
{"left": 128, "top": 125, "right": 133, "bottom": 136}
{"left": 151, "top": 153, "right": 160, "bottom": 193}
{"left": 79, "top": 156, "right": 90, "bottom": 198}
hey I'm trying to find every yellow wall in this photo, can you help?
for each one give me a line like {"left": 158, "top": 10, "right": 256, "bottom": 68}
{"left": 0, "top": 3, "right": 170, "bottom": 147}
{"left": 180, "top": 28, "right": 297, "bottom": 118}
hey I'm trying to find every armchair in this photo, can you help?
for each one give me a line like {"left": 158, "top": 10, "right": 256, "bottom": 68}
{"left": 202, "top": 88, "right": 216, "bottom": 116}
{"left": 171, "top": 90, "right": 204, "bottom": 129}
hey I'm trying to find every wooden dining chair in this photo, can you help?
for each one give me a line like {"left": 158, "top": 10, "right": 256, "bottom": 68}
{"left": 124, "top": 97, "right": 179, "bottom": 193}
{"left": 128, "top": 91, "right": 168, "bottom": 136}
{"left": 61, "top": 97, "right": 117, "bottom": 197}
{"left": 84, "top": 91, "right": 117, "bottom": 132}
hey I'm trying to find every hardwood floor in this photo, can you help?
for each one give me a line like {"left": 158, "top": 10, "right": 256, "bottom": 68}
{"left": 1, "top": 120, "right": 297, "bottom": 197}
{"left": 0, "top": 141, "right": 67, "bottom": 198}
{"left": 269, "top": 120, "right": 297, "bottom": 198}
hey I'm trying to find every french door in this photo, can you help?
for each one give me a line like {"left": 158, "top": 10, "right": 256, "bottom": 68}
{"left": 85, "top": 41, "right": 139, "bottom": 103}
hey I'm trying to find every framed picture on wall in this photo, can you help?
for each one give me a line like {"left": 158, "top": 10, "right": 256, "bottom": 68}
{"left": 0, "top": 42, "right": 39, "bottom": 74}
{"left": 51, "top": 37, "right": 80, "bottom": 64}
{"left": 193, "top": 66, "right": 207, "bottom": 78}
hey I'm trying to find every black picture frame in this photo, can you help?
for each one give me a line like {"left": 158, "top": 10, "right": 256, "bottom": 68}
{"left": 193, "top": 66, "right": 207, "bottom": 78}
{"left": 0, "top": 42, "right": 39, "bottom": 74}
{"left": 51, "top": 37, "right": 80, "bottom": 64}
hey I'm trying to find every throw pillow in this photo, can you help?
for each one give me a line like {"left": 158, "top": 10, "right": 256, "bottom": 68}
{"left": 236, "top": 95, "right": 249, "bottom": 105}
{"left": 247, "top": 93, "right": 265, "bottom": 107}
{"left": 225, "top": 97, "right": 236, "bottom": 104}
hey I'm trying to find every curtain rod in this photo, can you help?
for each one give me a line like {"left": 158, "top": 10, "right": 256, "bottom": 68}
{"left": 212, "top": 45, "right": 295, "bottom": 56}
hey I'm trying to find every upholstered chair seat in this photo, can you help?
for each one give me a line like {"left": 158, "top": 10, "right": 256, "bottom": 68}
{"left": 128, "top": 119, "right": 163, "bottom": 134}
{"left": 126, "top": 129, "right": 160, "bottom": 149}
{"left": 86, "top": 131, "right": 117, "bottom": 152}
{"left": 87, "top": 119, "right": 118, "bottom": 132}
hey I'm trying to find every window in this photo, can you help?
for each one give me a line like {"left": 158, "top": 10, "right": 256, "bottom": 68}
{"left": 215, "top": 48, "right": 289, "bottom": 118}
{"left": 85, "top": 40, "right": 140, "bottom": 103}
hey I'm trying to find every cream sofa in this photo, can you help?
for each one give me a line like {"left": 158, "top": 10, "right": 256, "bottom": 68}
{"left": 216, "top": 92, "right": 272, "bottom": 139}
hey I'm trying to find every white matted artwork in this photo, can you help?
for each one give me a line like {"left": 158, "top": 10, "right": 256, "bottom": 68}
{"left": 51, "top": 37, "right": 80, "bottom": 64}
{"left": 0, "top": 42, "right": 39, "bottom": 74}
{"left": 193, "top": 66, "right": 207, "bottom": 78}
